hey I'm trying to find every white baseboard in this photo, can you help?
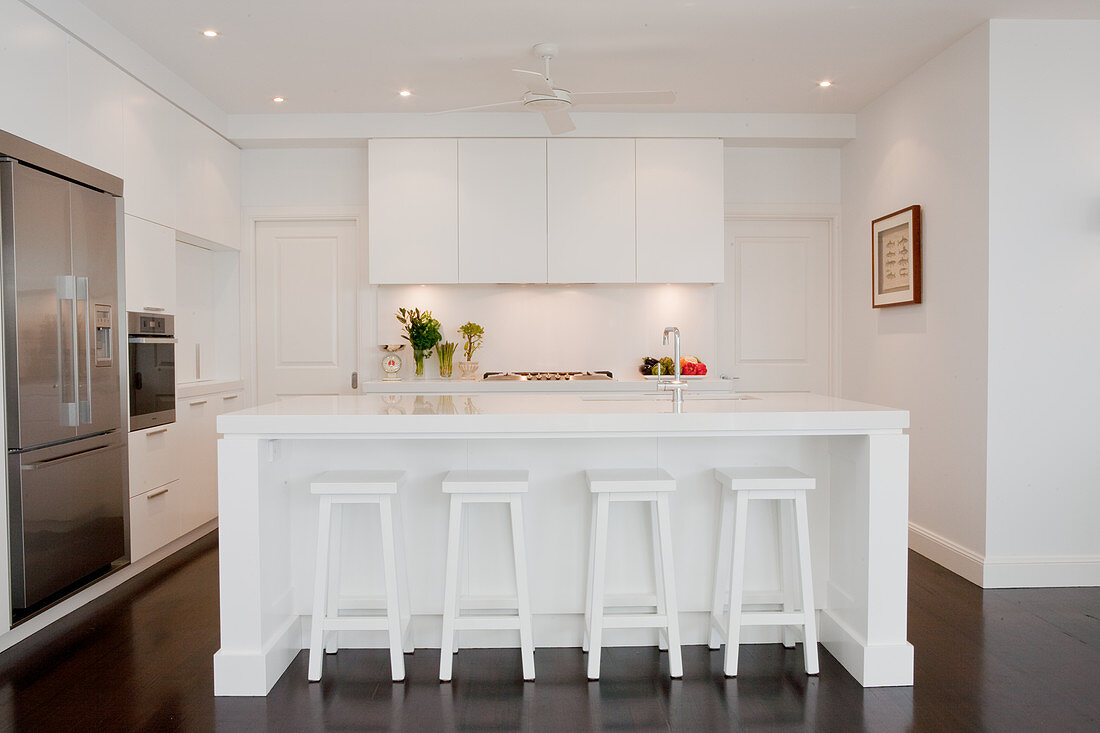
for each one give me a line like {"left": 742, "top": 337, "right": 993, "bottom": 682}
{"left": 907, "top": 522, "right": 984, "bottom": 586}
{"left": 909, "top": 522, "right": 1100, "bottom": 588}
{"left": 981, "top": 555, "right": 1100, "bottom": 588}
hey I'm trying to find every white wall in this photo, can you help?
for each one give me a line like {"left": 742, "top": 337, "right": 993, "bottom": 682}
{"left": 725, "top": 147, "right": 841, "bottom": 206}
{"left": 240, "top": 147, "right": 368, "bottom": 208}
{"left": 984, "top": 20, "right": 1100, "bottom": 584}
{"left": 840, "top": 25, "right": 991, "bottom": 578}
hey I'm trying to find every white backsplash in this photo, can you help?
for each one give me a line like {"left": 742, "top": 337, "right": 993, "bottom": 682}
{"left": 374, "top": 284, "right": 718, "bottom": 380}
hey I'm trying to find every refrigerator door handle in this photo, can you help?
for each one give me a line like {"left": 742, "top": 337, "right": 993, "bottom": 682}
{"left": 76, "top": 276, "right": 92, "bottom": 424}
{"left": 20, "top": 442, "right": 115, "bottom": 470}
{"left": 56, "top": 275, "right": 78, "bottom": 427}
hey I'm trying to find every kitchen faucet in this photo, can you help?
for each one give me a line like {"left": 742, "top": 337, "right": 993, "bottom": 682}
{"left": 661, "top": 326, "right": 686, "bottom": 408}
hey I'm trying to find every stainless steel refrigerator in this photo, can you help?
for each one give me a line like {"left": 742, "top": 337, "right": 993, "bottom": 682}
{"left": 1, "top": 132, "right": 127, "bottom": 620}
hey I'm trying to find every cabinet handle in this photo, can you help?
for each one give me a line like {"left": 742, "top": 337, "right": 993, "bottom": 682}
{"left": 147, "top": 487, "right": 170, "bottom": 499}
{"left": 189, "top": 399, "right": 208, "bottom": 406}
{"left": 222, "top": 394, "right": 240, "bottom": 401}
{"left": 143, "top": 306, "right": 166, "bottom": 312}
{"left": 351, "top": 371, "right": 358, "bottom": 390}
{"left": 147, "top": 427, "right": 169, "bottom": 436}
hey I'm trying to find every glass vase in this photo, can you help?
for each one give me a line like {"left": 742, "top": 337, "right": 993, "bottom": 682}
{"left": 438, "top": 349, "right": 454, "bottom": 379}
{"left": 413, "top": 348, "right": 427, "bottom": 377}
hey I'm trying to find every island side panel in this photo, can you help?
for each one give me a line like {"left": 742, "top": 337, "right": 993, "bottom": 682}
{"left": 822, "top": 433, "right": 914, "bottom": 686}
{"left": 214, "top": 437, "right": 299, "bottom": 696}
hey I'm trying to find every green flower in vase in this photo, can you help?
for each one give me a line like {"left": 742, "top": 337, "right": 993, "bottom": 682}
{"left": 396, "top": 307, "right": 442, "bottom": 377}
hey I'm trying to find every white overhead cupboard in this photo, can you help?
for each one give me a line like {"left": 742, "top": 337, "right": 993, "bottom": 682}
{"left": 366, "top": 138, "right": 724, "bottom": 285}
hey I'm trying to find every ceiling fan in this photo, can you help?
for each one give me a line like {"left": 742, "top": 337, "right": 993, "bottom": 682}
{"left": 433, "top": 43, "right": 676, "bottom": 134}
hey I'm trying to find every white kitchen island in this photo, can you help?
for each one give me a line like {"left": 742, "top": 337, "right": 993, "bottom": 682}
{"left": 213, "top": 392, "right": 913, "bottom": 695}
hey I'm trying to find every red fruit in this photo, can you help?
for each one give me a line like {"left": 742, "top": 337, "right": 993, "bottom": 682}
{"left": 697, "top": 363, "right": 707, "bottom": 375}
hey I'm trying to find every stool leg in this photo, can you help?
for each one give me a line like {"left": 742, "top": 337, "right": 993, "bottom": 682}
{"left": 724, "top": 492, "right": 750, "bottom": 677}
{"left": 655, "top": 493, "right": 683, "bottom": 679}
{"left": 650, "top": 501, "right": 668, "bottom": 652}
{"left": 510, "top": 496, "right": 535, "bottom": 681}
{"left": 586, "top": 492, "right": 610, "bottom": 681}
{"left": 392, "top": 495, "right": 415, "bottom": 654}
{"left": 325, "top": 503, "right": 342, "bottom": 655}
{"left": 379, "top": 496, "right": 407, "bottom": 682}
{"left": 709, "top": 489, "right": 733, "bottom": 650}
{"left": 794, "top": 493, "right": 819, "bottom": 675}
{"left": 780, "top": 499, "right": 798, "bottom": 649}
{"left": 308, "top": 496, "right": 333, "bottom": 682}
{"left": 582, "top": 496, "right": 597, "bottom": 653}
{"left": 439, "top": 495, "right": 463, "bottom": 682}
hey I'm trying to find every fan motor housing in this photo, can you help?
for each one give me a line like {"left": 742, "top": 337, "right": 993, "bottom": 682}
{"left": 523, "top": 90, "right": 573, "bottom": 111}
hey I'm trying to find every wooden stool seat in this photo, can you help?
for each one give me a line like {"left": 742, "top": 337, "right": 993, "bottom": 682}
{"left": 308, "top": 470, "right": 412, "bottom": 683}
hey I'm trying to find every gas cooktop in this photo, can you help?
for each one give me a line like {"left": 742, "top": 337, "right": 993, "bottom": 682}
{"left": 482, "top": 371, "right": 614, "bottom": 381}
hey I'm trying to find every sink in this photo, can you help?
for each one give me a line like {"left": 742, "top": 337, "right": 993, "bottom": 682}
{"left": 581, "top": 393, "right": 760, "bottom": 402}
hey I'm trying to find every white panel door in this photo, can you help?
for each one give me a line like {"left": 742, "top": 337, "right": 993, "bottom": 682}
{"left": 636, "top": 139, "right": 725, "bottom": 283}
{"left": 458, "top": 139, "right": 547, "bottom": 283}
{"left": 367, "top": 139, "right": 458, "bottom": 283}
{"left": 547, "top": 139, "right": 636, "bottom": 283}
{"left": 723, "top": 219, "right": 832, "bottom": 393}
{"left": 256, "top": 220, "right": 358, "bottom": 403}
{"left": 124, "top": 214, "right": 177, "bottom": 315}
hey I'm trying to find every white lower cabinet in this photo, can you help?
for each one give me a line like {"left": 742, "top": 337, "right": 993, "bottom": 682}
{"left": 176, "top": 386, "right": 243, "bottom": 534}
{"left": 129, "top": 480, "right": 182, "bottom": 562}
{"left": 129, "top": 424, "right": 180, "bottom": 498}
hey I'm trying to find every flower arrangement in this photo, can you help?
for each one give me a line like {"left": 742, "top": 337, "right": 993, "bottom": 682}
{"left": 396, "top": 307, "right": 442, "bottom": 376}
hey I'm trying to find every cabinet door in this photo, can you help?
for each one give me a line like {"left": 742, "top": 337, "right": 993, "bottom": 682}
{"left": 130, "top": 480, "right": 182, "bottom": 561}
{"left": 124, "top": 215, "right": 176, "bottom": 314}
{"left": 0, "top": 1, "right": 68, "bottom": 155}
{"left": 368, "top": 139, "right": 458, "bottom": 283}
{"left": 67, "top": 40, "right": 125, "bottom": 177}
{"left": 636, "top": 139, "right": 725, "bottom": 283}
{"left": 458, "top": 139, "right": 547, "bottom": 283}
{"left": 123, "top": 77, "right": 178, "bottom": 228}
{"left": 176, "top": 395, "right": 218, "bottom": 533}
{"left": 547, "top": 139, "right": 636, "bottom": 283}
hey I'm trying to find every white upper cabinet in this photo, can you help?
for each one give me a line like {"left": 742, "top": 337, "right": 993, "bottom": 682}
{"left": 123, "top": 77, "right": 179, "bottom": 228}
{"left": 67, "top": 40, "right": 125, "bottom": 178}
{"left": 458, "top": 139, "right": 547, "bottom": 283}
{"left": 124, "top": 214, "right": 177, "bottom": 314}
{"left": 0, "top": 0, "right": 69, "bottom": 155}
{"left": 176, "top": 117, "right": 241, "bottom": 248}
{"left": 547, "top": 139, "right": 636, "bottom": 283}
{"left": 635, "top": 139, "right": 725, "bottom": 283}
{"left": 368, "top": 139, "right": 458, "bottom": 284}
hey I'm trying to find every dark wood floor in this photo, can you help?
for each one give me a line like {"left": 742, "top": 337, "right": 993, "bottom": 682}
{"left": 1, "top": 534, "right": 1098, "bottom": 732}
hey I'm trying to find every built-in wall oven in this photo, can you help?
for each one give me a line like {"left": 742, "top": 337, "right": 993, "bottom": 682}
{"left": 128, "top": 312, "right": 175, "bottom": 431}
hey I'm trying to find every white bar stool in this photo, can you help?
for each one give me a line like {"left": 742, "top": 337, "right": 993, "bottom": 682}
{"left": 307, "top": 470, "right": 413, "bottom": 683}
{"left": 583, "top": 468, "right": 683, "bottom": 681}
{"left": 439, "top": 470, "right": 534, "bottom": 682}
{"left": 709, "top": 467, "right": 819, "bottom": 677}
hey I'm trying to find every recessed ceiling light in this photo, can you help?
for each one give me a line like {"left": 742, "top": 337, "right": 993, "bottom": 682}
{"left": 399, "top": 90, "right": 412, "bottom": 97}
{"left": 818, "top": 80, "right": 833, "bottom": 88}
{"left": 272, "top": 96, "right": 285, "bottom": 103}
{"left": 202, "top": 30, "right": 219, "bottom": 38}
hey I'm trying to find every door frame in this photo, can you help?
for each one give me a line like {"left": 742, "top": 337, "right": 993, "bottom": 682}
{"left": 242, "top": 207, "right": 370, "bottom": 405}
{"left": 721, "top": 203, "right": 842, "bottom": 396}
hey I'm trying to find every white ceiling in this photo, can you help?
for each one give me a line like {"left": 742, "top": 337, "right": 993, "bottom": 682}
{"left": 78, "top": 0, "right": 1100, "bottom": 116}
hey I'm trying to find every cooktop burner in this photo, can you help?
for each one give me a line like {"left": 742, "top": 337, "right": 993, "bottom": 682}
{"left": 482, "top": 370, "right": 614, "bottom": 381}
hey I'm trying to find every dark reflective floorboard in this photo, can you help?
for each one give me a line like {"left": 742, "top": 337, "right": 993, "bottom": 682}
{"left": 1, "top": 535, "right": 1099, "bottom": 732}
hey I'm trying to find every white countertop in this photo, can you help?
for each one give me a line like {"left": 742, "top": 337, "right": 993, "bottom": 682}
{"left": 359, "top": 377, "right": 737, "bottom": 393}
{"left": 218, "top": 392, "right": 908, "bottom": 436}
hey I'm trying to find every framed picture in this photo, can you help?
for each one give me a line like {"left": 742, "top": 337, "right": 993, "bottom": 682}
{"left": 871, "top": 205, "right": 921, "bottom": 307}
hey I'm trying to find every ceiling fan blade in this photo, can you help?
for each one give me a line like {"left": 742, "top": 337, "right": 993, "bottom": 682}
{"left": 570, "top": 90, "right": 677, "bottom": 105}
{"left": 541, "top": 108, "right": 576, "bottom": 135}
{"left": 512, "top": 68, "right": 553, "bottom": 94}
{"left": 429, "top": 99, "right": 524, "bottom": 115}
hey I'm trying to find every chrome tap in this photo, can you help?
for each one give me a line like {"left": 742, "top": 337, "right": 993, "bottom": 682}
{"left": 661, "top": 326, "right": 685, "bottom": 408}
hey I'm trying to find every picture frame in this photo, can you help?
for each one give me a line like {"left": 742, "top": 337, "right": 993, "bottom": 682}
{"left": 871, "top": 205, "right": 921, "bottom": 307}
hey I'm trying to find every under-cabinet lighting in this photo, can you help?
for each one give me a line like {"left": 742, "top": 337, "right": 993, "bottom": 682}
{"left": 272, "top": 96, "right": 285, "bottom": 103}
{"left": 202, "top": 30, "right": 219, "bottom": 38}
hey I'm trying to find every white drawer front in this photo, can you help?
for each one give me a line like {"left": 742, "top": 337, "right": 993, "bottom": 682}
{"left": 128, "top": 423, "right": 180, "bottom": 497}
{"left": 129, "top": 480, "right": 182, "bottom": 561}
